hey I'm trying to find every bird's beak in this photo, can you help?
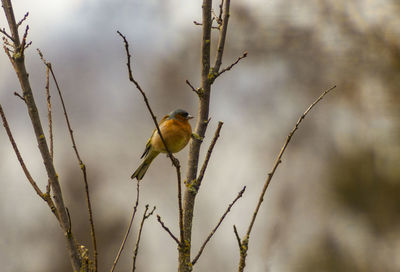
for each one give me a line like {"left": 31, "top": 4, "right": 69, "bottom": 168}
{"left": 187, "top": 114, "right": 194, "bottom": 120}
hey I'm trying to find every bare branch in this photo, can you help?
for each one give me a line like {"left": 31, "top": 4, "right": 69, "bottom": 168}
{"left": 0, "top": 27, "right": 14, "bottom": 41}
{"left": 196, "top": 121, "right": 223, "bottom": 188}
{"left": 37, "top": 48, "right": 98, "bottom": 271}
{"left": 132, "top": 204, "right": 156, "bottom": 272}
{"left": 13, "top": 91, "right": 25, "bottom": 101}
{"left": 217, "top": 0, "right": 225, "bottom": 25}
{"left": 181, "top": 0, "right": 213, "bottom": 270}
{"left": 0, "top": 104, "right": 59, "bottom": 219}
{"left": 176, "top": 163, "right": 184, "bottom": 244}
{"left": 16, "top": 11, "right": 28, "bottom": 27}
{"left": 236, "top": 85, "right": 337, "bottom": 272}
{"left": 20, "top": 24, "right": 29, "bottom": 53}
{"left": 193, "top": 20, "right": 219, "bottom": 30}
{"left": 233, "top": 225, "right": 241, "bottom": 250}
{"left": 3, "top": 38, "right": 14, "bottom": 65}
{"left": 185, "top": 79, "right": 200, "bottom": 95}
{"left": 212, "top": 0, "right": 231, "bottom": 74}
{"left": 44, "top": 58, "right": 53, "bottom": 159}
{"left": 110, "top": 181, "right": 140, "bottom": 272}
{"left": 192, "top": 186, "right": 246, "bottom": 265}
{"left": 0, "top": 104, "right": 43, "bottom": 198}
{"left": 157, "top": 215, "right": 180, "bottom": 245}
{"left": 214, "top": 51, "right": 248, "bottom": 81}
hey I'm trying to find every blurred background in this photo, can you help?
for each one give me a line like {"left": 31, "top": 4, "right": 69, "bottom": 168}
{"left": 1, "top": 0, "right": 399, "bottom": 271}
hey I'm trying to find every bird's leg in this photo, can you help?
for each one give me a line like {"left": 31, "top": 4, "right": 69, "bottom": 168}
{"left": 167, "top": 154, "right": 180, "bottom": 168}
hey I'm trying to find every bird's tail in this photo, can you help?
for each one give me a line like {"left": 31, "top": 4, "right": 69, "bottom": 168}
{"left": 131, "top": 151, "right": 159, "bottom": 180}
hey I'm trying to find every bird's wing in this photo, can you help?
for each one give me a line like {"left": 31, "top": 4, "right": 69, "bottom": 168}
{"left": 140, "top": 114, "right": 169, "bottom": 159}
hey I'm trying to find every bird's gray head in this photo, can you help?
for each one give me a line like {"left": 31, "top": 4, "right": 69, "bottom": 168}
{"left": 169, "top": 109, "right": 193, "bottom": 120}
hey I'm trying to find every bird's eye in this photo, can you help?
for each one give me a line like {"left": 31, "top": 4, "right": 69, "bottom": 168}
{"left": 182, "top": 112, "right": 188, "bottom": 117}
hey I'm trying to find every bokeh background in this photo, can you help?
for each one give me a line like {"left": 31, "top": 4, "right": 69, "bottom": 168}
{"left": 1, "top": 0, "right": 399, "bottom": 271}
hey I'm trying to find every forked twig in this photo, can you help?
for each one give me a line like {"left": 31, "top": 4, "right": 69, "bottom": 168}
{"left": 110, "top": 181, "right": 141, "bottom": 272}
{"left": 192, "top": 186, "right": 246, "bottom": 265}
{"left": 236, "top": 85, "right": 337, "bottom": 272}
{"left": 132, "top": 205, "right": 156, "bottom": 272}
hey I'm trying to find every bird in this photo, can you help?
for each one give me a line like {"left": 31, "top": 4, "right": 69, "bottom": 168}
{"left": 131, "top": 109, "right": 193, "bottom": 180}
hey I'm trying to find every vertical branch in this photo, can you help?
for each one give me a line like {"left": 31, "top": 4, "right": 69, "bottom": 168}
{"left": 1, "top": 1, "right": 83, "bottom": 270}
{"left": 181, "top": 0, "right": 233, "bottom": 271}
{"left": 180, "top": 0, "right": 213, "bottom": 271}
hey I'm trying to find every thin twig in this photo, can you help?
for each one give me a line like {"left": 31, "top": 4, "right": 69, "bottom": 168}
{"left": 192, "top": 186, "right": 246, "bottom": 265}
{"left": 16, "top": 11, "right": 29, "bottom": 27}
{"left": 157, "top": 215, "right": 180, "bottom": 245}
{"left": 0, "top": 27, "right": 14, "bottom": 42}
{"left": 214, "top": 51, "right": 248, "bottom": 81}
{"left": 233, "top": 225, "right": 241, "bottom": 250}
{"left": 0, "top": 104, "right": 59, "bottom": 219}
{"left": 0, "top": 104, "right": 43, "bottom": 198}
{"left": 196, "top": 121, "right": 224, "bottom": 188}
{"left": 176, "top": 163, "right": 184, "bottom": 244}
{"left": 45, "top": 64, "right": 53, "bottom": 159}
{"left": 38, "top": 49, "right": 98, "bottom": 271}
{"left": 37, "top": 49, "right": 53, "bottom": 159}
{"left": 132, "top": 205, "right": 156, "bottom": 272}
{"left": 13, "top": 91, "right": 25, "bottom": 101}
{"left": 237, "top": 85, "right": 337, "bottom": 272}
{"left": 110, "top": 181, "right": 140, "bottom": 272}
{"left": 193, "top": 20, "right": 219, "bottom": 30}
{"left": 66, "top": 207, "right": 72, "bottom": 234}
{"left": 212, "top": 0, "right": 231, "bottom": 74}
{"left": 3, "top": 36, "right": 14, "bottom": 52}
{"left": 217, "top": 0, "right": 225, "bottom": 25}
{"left": 185, "top": 79, "right": 199, "bottom": 95}
{"left": 20, "top": 24, "right": 29, "bottom": 53}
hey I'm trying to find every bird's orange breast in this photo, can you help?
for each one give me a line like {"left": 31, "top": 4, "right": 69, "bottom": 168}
{"left": 151, "top": 119, "right": 192, "bottom": 153}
